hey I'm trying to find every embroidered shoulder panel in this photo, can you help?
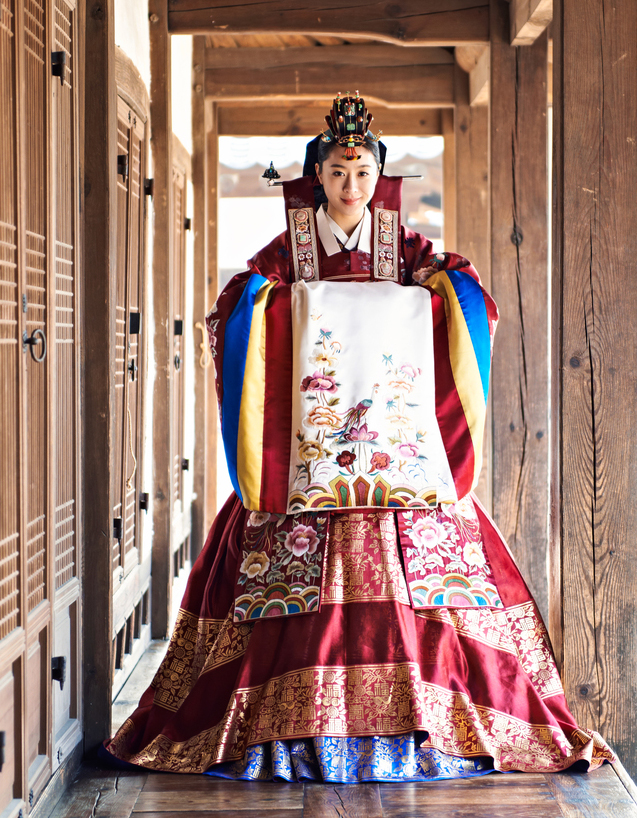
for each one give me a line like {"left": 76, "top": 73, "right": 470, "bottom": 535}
{"left": 373, "top": 208, "right": 399, "bottom": 282}
{"left": 288, "top": 208, "right": 320, "bottom": 282}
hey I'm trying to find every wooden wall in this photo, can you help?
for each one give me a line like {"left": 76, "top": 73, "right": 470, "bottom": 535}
{"left": 489, "top": 0, "right": 550, "bottom": 623}
{"left": 553, "top": 0, "right": 637, "bottom": 778}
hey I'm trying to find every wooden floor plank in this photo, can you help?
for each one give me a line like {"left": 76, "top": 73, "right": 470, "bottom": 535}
{"left": 47, "top": 763, "right": 148, "bottom": 818}
{"left": 546, "top": 766, "right": 637, "bottom": 818}
{"left": 134, "top": 776, "right": 303, "bottom": 812}
{"left": 303, "top": 783, "right": 383, "bottom": 818}
{"left": 131, "top": 813, "right": 303, "bottom": 818}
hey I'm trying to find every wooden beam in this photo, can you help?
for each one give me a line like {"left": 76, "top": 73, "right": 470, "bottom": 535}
{"left": 453, "top": 65, "right": 491, "bottom": 510}
{"left": 217, "top": 103, "right": 443, "bottom": 136}
{"left": 553, "top": 0, "right": 637, "bottom": 778}
{"left": 190, "top": 36, "right": 209, "bottom": 561}
{"left": 149, "top": 0, "right": 175, "bottom": 639}
{"left": 489, "top": 0, "right": 550, "bottom": 625}
{"left": 169, "top": 1, "right": 490, "bottom": 45}
{"left": 510, "top": 0, "right": 552, "bottom": 46}
{"left": 205, "top": 44, "right": 454, "bottom": 70}
{"left": 206, "top": 64, "right": 454, "bottom": 106}
{"left": 442, "top": 109, "right": 457, "bottom": 250}
{"left": 455, "top": 45, "right": 489, "bottom": 106}
{"left": 82, "top": 0, "right": 117, "bottom": 749}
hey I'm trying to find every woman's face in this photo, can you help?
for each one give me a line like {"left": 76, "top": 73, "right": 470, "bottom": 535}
{"left": 316, "top": 145, "right": 379, "bottom": 231}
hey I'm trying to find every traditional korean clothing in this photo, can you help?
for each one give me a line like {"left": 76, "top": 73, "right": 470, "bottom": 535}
{"left": 105, "top": 173, "right": 614, "bottom": 782}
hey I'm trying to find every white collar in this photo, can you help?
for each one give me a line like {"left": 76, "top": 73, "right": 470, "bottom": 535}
{"left": 316, "top": 205, "right": 372, "bottom": 256}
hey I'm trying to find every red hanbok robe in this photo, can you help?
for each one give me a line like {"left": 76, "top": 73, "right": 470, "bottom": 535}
{"left": 105, "top": 178, "right": 614, "bottom": 780}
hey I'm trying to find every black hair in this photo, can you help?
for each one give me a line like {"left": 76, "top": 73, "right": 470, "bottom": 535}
{"left": 316, "top": 133, "right": 382, "bottom": 173}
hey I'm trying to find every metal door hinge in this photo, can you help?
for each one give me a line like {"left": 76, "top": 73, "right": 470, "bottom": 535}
{"left": 51, "top": 51, "right": 66, "bottom": 85}
{"left": 144, "top": 178, "right": 154, "bottom": 197}
{"left": 52, "top": 656, "right": 67, "bottom": 690}
{"left": 184, "top": 217, "right": 192, "bottom": 231}
{"left": 181, "top": 458, "right": 190, "bottom": 472}
{"left": 130, "top": 311, "right": 141, "bottom": 335}
{"left": 113, "top": 517, "right": 123, "bottom": 541}
{"left": 139, "top": 492, "right": 149, "bottom": 512}
{"left": 174, "top": 319, "right": 183, "bottom": 336}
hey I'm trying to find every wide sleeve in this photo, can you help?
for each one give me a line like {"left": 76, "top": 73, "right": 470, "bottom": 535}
{"left": 205, "top": 232, "right": 293, "bottom": 511}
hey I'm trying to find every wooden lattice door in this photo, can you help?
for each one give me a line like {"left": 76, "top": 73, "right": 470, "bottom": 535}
{"left": 111, "top": 77, "right": 151, "bottom": 698}
{"left": 0, "top": 0, "right": 82, "bottom": 813}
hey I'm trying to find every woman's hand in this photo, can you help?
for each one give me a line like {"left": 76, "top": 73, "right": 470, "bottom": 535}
{"left": 412, "top": 266, "right": 438, "bottom": 286}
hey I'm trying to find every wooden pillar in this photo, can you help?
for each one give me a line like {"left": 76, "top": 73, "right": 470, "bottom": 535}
{"left": 489, "top": 0, "right": 550, "bottom": 623}
{"left": 453, "top": 65, "right": 492, "bottom": 512}
{"left": 553, "top": 0, "right": 637, "bottom": 775}
{"left": 82, "top": 0, "right": 117, "bottom": 748}
{"left": 205, "top": 101, "right": 219, "bottom": 530}
{"left": 442, "top": 109, "right": 457, "bottom": 251}
{"left": 149, "top": 0, "right": 174, "bottom": 638}
{"left": 190, "top": 36, "right": 208, "bottom": 559}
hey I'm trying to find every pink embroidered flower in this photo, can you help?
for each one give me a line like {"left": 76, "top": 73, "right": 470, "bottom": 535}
{"left": 240, "top": 551, "right": 270, "bottom": 579}
{"left": 407, "top": 517, "right": 447, "bottom": 551}
{"left": 301, "top": 371, "right": 338, "bottom": 393}
{"left": 400, "top": 363, "right": 421, "bottom": 380}
{"left": 463, "top": 541, "right": 486, "bottom": 568}
{"left": 344, "top": 423, "right": 378, "bottom": 442}
{"left": 370, "top": 451, "right": 391, "bottom": 471}
{"left": 247, "top": 511, "right": 271, "bottom": 528}
{"left": 395, "top": 441, "right": 420, "bottom": 458}
{"left": 284, "top": 524, "right": 319, "bottom": 557}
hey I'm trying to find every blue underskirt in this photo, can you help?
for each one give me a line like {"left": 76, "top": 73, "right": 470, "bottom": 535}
{"left": 205, "top": 734, "right": 496, "bottom": 783}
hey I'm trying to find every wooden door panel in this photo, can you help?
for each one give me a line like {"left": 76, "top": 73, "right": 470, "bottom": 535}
{"left": 26, "top": 628, "right": 47, "bottom": 770}
{"left": 0, "top": 0, "right": 21, "bottom": 644}
{"left": 0, "top": 660, "right": 22, "bottom": 811}
{"left": 171, "top": 167, "right": 186, "bottom": 507}
{"left": 52, "top": 600, "right": 75, "bottom": 740}
{"left": 53, "top": 0, "right": 77, "bottom": 592}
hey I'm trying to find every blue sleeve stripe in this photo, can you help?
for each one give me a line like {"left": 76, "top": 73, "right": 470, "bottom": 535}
{"left": 221, "top": 273, "right": 269, "bottom": 502}
{"left": 447, "top": 270, "right": 491, "bottom": 402}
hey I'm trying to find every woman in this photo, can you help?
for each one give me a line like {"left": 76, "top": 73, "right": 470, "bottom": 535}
{"left": 105, "top": 94, "right": 614, "bottom": 782}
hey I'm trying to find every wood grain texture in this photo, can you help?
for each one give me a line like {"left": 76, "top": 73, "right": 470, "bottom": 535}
{"left": 546, "top": 766, "right": 637, "bottom": 818}
{"left": 149, "top": 0, "right": 175, "bottom": 639}
{"left": 217, "top": 104, "right": 442, "bottom": 137}
{"left": 454, "top": 65, "right": 491, "bottom": 513}
{"left": 47, "top": 764, "right": 148, "bottom": 818}
{"left": 303, "top": 783, "right": 382, "bottom": 818}
{"left": 168, "top": 1, "right": 490, "bottom": 45}
{"left": 190, "top": 36, "right": 209, "bottom": 560}
{"left": 205, "top": 101, "right": 219, "bottom": 532}
{"left": 205, "top": 44, "right": 454, "bottom": 70}
{"left": 135, "top": 776, "right": 303, "bottom": 811}
{"left": 489, "top": 0, "right": 550, "bottom": 625}
{"left": 205, "top": 64, "right": 454, "bottom": 107}
{"left": 553, "top": 0, "right": 637, "bottom": 778}
{"left": 82, "top": 0, "right": 118, "bottom": 749}
{"left": 510, "top": 0, "right": 553, "bottom": 46}
{"left": 132, "top": 813, "right": 303, "bottom": 818}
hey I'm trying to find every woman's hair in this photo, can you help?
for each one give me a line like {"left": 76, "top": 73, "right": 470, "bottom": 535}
{"left": 316, "top": 132, "right": 381, "bottom": 172}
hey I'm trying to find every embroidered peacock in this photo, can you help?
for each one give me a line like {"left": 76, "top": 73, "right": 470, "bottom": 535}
{"left": 332, "top": 384, "right": 380, "bottom": 443}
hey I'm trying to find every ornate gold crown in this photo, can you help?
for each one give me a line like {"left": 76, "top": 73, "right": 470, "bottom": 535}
{"left": 322, "top": 91, "right": 376, "bottom": 160}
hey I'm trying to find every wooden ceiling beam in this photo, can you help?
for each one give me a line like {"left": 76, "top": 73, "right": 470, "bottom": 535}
{"left": 455, "top": 44, "right": 489, "bottom": 106}
{"left": 509, "top": 0, "right": 552, "bottom": 45}
{"left": 205, "top": 64, "right": 455, "bottom": 106}
{"left": 217, "top": 103, "right": 443, "bottom": 136}
{"left": 205, "top": 44, "right": 454, "bottom": 70}
{"left": 169, "top": 1, "right": 489, "bottom": 46}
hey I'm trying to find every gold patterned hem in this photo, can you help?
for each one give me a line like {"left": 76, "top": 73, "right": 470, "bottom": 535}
{"left": 151, "top": 609, "right": 253, "bottom": 712}
{"left": 107, "top": 661, "right": 615, "bottom": 774}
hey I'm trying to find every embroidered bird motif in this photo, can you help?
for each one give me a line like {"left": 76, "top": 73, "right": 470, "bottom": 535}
{"left": 334, "top": 384, "right": 380, "bottom": 442}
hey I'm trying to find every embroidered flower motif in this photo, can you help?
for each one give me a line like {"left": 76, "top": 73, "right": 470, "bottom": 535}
{"left": 370, "top": 451, "right": 391, "bottom": 471}
{"left": 400, "top": 363, "right": 421, "bottom": 380}
{"left": 463, "top": 541, "right": 486, "bottom": 568}
{"left": 336, "top": 450, "right": 356, "bottom": 468}
{"left": 412, "top": 266, "right": 438, "bottom": 285}
{"left": 301, "top": 371, "right": 338, "bottom": 393}
{"left": 387, "top": 412, "right": 411, "bottom": 427}
{"left": 395, "top": 441, "right": 420, "bottom": 458}
{"left": 247, "top": 511, "right": 271, "bottom": 528}
{"left": 307, "top": 405, "right": 341, "bottom": 429}
{"left": 298, "top": 439, "right": 326, "bottom": 463}
{"left": 407, "top": 517, "right": 447, "bottom": 551}
{"left": 239, "top": 551, "right": 270, "bottom": 579}
{"left": 387, "top": 378, "right": 414, "bottom": 394}
{"left": 309, "top": 348, "right": 338, "bottom": 369}
{"left": 344, "top": 423, "right": 378, "bottom": 442}
{"left": 287, "top": 560, "right": 305, "bottom": 574}
{"left": 284, "top": 524, "right": 319, "bottom": 557}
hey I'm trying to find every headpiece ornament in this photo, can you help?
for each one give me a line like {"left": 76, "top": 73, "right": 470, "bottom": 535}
{"left": 322, "top": 91, "right": 377, "bottom": 160}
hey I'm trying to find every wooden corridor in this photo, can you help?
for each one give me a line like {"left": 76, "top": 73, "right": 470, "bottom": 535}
{"left": 44, "top": 762, "right": 637, "bottom": 818}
